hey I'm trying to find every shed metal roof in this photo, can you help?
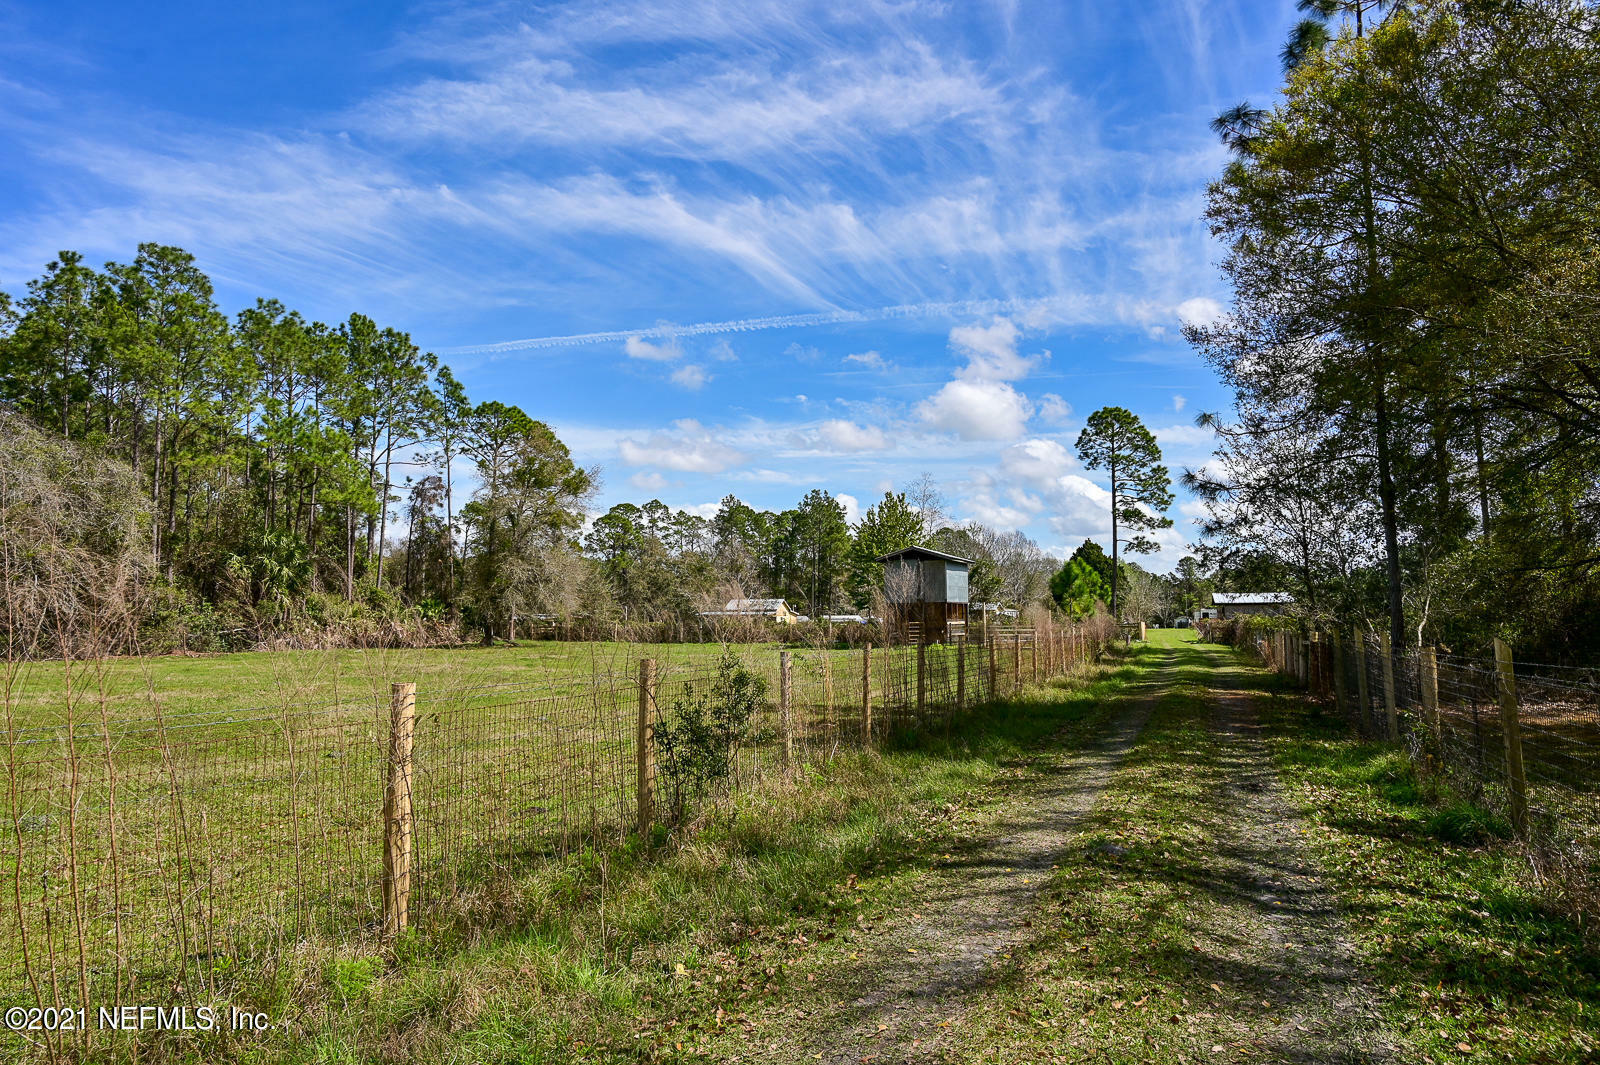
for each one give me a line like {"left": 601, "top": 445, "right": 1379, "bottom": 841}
{"left": 875, "top": 545, "right": 974, "bottom": 565}
{"left": 1212, "top": 592, "right": 1295, "bottom": 605}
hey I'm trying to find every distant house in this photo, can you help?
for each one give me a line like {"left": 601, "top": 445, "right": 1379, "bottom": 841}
{"left": 878, "top": 545, "right": 972, "bottom": 644}
{"left": 1211, "top": 592, "right": 1294, "bottom": 619}
{"left": 700, "top": 599, "right": 802, "bottom": 625}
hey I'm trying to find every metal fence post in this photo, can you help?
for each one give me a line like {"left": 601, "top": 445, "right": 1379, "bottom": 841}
{"left": 779, "top": 651, "right": 793, "bottom": 772}
{"left": 916, "top": 642, "right": 927, "bottom": 719}
{"left": 861, "top": 643, "right": 873, "bottom": 743}
{"left": 1380, "top": 631, "right": 1399, "bottom": 741}
{"left": 1013, "top": 632, "right": 1022, "bottom": 694}
{"left": 383, "top": 681, "right": 416, "bottom": 940}
{"left": 637, "top": 659, "right": 657, "bottom": 836}
{"left": 989, "top": 637, "right": 997, "bottom": 698}
{"left": 957, "top": 637, "right": 966, "bottom": 713}
{"left": 1493, "top": 638, "right": 1529, "bottom": 836}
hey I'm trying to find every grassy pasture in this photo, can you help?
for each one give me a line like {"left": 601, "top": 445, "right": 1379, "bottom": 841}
{"left": 0, "top": 636, "right": 999, "bottom": 1028}
{"left": 2, "top": 639, "right": 773, "bottom": 725}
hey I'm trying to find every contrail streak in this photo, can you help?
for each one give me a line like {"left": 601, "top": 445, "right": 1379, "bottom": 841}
{"left": 438, "top": 296, "right": 1081, "bottom": 356}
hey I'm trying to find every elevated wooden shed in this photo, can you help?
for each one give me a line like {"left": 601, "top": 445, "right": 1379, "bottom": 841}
{"left": 877, "top": 545, "right": 972, "bottom": 644}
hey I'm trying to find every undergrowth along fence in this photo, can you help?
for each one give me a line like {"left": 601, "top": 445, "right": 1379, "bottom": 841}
{"left": 1, "top": 620, "right": 1111, "bottom": 1051}
{"left": 1235, "top": 625, "right": 1599, "bottom": 902}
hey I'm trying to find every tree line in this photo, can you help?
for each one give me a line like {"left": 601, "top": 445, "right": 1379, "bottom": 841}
{"left": 0, "top": 249, "right": 1073, "bottom": 649}
{"left": 1191, "top": 0, "right": 1600, "bottom": 659}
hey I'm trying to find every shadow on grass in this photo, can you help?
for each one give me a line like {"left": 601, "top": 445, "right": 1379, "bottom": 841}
{"left": 1241, "top": 651, "right": 1600, "bottom": 1013}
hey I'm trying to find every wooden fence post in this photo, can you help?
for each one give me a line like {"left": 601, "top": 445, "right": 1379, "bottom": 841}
{"left": 1031, "top": 631, "right": 1038, "bottom": 682}
{"left": 779, "top": 651, "right": 794, "bottom": 773}
{"left": 1380, "top": 631, "right": 1399, "bottom": 741}
{"left": 1332, "top": 633, "right": 1348, "bottom": 719}
{"left": 1353, "top": 630, "right": 1370, "bottom": 736}
{"left": 1302, "top": 634, "right": 1311, "bottom": 688}
{"left": 1013, "top": 632, "right": 1022, "bottom": 694}
{"left": 1420, "top": 645, "right": 1440, "bottom": 731}
{"left": 383, "top": 682, "right": 416, "bottom": 941}
{"left": 637, "top": 660, "right": 657, "bottom": 836}
{"left": 1139, "top": 621, "right": 1147, "bottom": 642}
{"left": 956, "top": 638, "right": 966, "bottom": 713}
{"left": 1493, "top": 638, "right": 1529, "bottom": 836}
{"left": 861, "top": 643, "right": 873, "bottom": 743}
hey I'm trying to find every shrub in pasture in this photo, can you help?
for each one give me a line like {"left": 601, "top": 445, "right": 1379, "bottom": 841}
{"left": 656, "top": 650, "right": 768, "bottom": 821}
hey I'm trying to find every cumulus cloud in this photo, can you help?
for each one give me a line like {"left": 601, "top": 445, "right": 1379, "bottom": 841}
{"left": 813, "top": 418, "right": 890, "bottom": 452}
{"left": 1175, "top": 297, "right": 1224, "bottom": 329}
{"left": 624, "top": 335, "right": 681, "bottom": 361}
{"left": 709, "top": 338, "right": 737, "bottom": 361}
{"left": 617, "top": 419, "right": 743, "bottom": 472}
{"left": 1173, "top": 394, "right": 1187, "bottom": 412}
{"left": 1000, "top": 438, "right": 1075, "bottom": 486}
{"left": 918, "top": 379, "right": 1034, "bottom": 440}
{"left": 949, "top": 317, "right": 1038, "bottom": 381}
{"left": 1038, "top": 393, "right": 1072, "bottom": 423}
{"left": 837, "top": 493, "right": 862, "bottom": 525}
{"left": 670, "top": 363, "right": 711, "bottom": 389}
{"left": 1040, "top": 474, "right": 1115, "bottom": 541}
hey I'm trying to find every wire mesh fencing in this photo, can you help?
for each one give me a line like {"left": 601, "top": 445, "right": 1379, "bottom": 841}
{"left": 1250, "top": 628, "right": 1600, "bottom": 900}
{"left": 1, "top": 621, "right": 1110, "bottom": 1044}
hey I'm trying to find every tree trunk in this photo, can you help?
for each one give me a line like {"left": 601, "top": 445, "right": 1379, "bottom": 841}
{"left": 1373, "top": 374, "right": 1406, "bottom": 652}
{"left": 1109, "top": 465, "right": 1119, "bottom": 621}
{"left": 444, "top": 444, "right": 457, "bottom": 617}
{"left": 345, "top": 504, "right": 355, "bottom": 602}
{"left": 1355, "top": 3, "right": 1404, "bottom": 652}
{"left": 1474, "top": 406, "right": 1491, "bottom": 542}
{"left": 376, "top": 430, "right": 394, "bottom": 588}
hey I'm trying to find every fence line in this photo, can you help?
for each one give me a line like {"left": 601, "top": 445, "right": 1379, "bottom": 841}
{"left": 1, "top": 620, "right": 1113, "bottom": 1046}
{"left": 1227, "top": 624, "right": 1599, "bottom": 899}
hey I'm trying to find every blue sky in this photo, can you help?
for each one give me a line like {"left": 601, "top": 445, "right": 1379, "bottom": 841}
{"left": 0, "top": 0, "right": 1299, "bottom": 571}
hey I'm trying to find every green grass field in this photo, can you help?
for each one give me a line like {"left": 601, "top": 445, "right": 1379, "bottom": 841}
{"left": 3, "top": 639, "right": 780, "bottom": 725}
{"left": 0, "top": 635, "right": 1016, "bottom": 1040}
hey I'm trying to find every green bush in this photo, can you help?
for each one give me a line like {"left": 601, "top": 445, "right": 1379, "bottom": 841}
{"left": 656, "top": 650, "right": 768, "bottom": 821}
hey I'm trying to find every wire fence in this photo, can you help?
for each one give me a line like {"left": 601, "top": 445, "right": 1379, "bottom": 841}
{"left": 1, "top": 620, "right": 1113, "bottom": 1050}
{"left": 1236, "top": 626, "right": 1600, "bottom": 903}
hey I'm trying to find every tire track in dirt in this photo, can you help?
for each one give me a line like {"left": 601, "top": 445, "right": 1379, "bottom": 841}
{"left": 1195, "top": 643, "right": 1393, "bottom": 1063}
{"left": 762, "top": 650, "right": 1171, "bottom": 1064}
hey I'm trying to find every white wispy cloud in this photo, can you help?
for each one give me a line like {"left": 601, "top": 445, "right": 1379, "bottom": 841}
{"left": 625, "top": 335, "right": 681, "bottom": 361}
{"left": 670, "top": 363, "right": 711, "bottom": 389}
{"left": 811, "top": 419, "right": 891, "bottom": 452}
{"left": 617, "top": 419, "right": 744, "bottom": 472}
